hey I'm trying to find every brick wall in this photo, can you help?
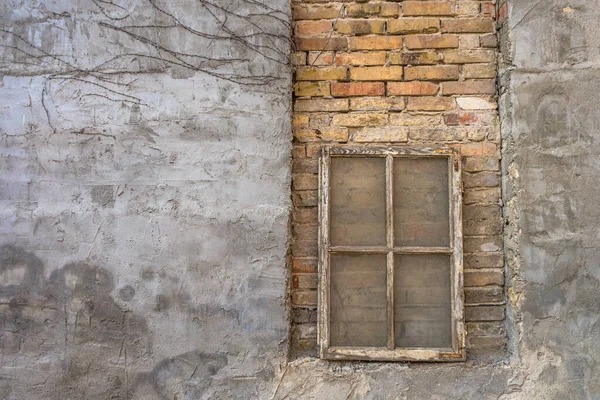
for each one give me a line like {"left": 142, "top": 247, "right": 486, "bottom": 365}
{"left": 290, "top": 0, "right": 505, "bottom": 359}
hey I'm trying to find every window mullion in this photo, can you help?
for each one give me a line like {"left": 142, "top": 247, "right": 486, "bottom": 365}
{"left": 386, "top": 155, "right": 395, "bottom": 350}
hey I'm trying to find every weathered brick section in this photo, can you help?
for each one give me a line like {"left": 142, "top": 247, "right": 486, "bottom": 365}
{"left": 291, "top": 0, "right": 503, "bottom": 359}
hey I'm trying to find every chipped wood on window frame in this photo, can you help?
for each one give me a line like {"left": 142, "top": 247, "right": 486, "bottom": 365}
{"left": 318, "top": 145, "right": 465, "bottom": 362}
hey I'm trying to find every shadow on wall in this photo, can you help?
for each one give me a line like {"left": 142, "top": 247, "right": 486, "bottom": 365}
{"left": 0, "top": 245, "right": 227, "bottom": 399}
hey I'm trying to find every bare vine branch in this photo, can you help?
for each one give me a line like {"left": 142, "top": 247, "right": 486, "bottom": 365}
{"left": 0, "top": 0, "right": 291, "bottom": 130}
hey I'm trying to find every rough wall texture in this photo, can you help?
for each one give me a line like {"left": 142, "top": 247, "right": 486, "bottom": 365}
{"left": 290, "top": 0, "right": 506, "bottom": 359}
{"left": 0, "top": 1, "right": 292, "bottom": 398}
{"left": 2, "top": 0, "right": 600, "bottom": 399}
{"left": 500, "top": 0, "right": 600, "bottom": 397}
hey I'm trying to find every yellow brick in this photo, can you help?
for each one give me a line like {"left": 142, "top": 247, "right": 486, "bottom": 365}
{"left": 332, "top": 113, "right": 388, "bottom": 127}
{"left": 296, "top": 66, "right": 347, "bottom": 81}
{"left": 295, "top": 127, "right": 349, "bottom": 142}
{"left": 405, "top": 34, "right": 459, "bottom": 49}
{"left": 293, "top": 114, "right": 309, "bottom": 127}
{"left": 335, "top": 19, "right": 386, "bottom": 35}
{"left": 349, "top": 36, "right": 403, "bottom": 50}
{"left": 443, "top": 49, "right": 495, "bottom": 63}
{"left": 441, "top": 19, "right": 495, "bottom": 33}
{"left": 294, "top": 98, "right": 349, "bottom": 112}
{"left": 351, "top": 127, "right": 409, "bottom": 142}
{"left": 387, "top": 19, "right": 440, "bottom": 34}
{"left": 403, "top": 2, "right": 454, "bottom": 16}
{"left": 294, "top": 82, "right": 331, "bottom": 97}
{"left": 294, "top": 4, "right": 339, "bottom": 20}
{"left": 389, "top": 51, "right": 442, "bottom": 65}
{"left": 345, "top": 3, "right": 381, "bottom": 17}
{"left": 406, "top": 96, "right": 456, "bottom": 111}
{"left": 350, "top": 97, "right": 405, "bottom": 111}
{"left": 463, "top": 64, "right": 496, "bottom": 79}
{"left": 404, "top": 65, "right": 459, "bottom": 81}
{"left": 350, "top": 66, "right": 403, "bottom": 81}
{"left": 390, "top": 113, "right": 444, "bottom": 126}
{"left": 335, "top": 51, "right": 386, "bottom": 66}
{"left": 307, "top": 51, "right": 334, "bottom": 65}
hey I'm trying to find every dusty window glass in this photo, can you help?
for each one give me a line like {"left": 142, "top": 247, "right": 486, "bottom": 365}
{"left": 318, "top": 146, "right": 464, "bottom": 362}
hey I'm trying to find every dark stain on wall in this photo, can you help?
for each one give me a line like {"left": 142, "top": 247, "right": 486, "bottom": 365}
{"left": 0, "top": 245, "right": 151, "bottom": 398}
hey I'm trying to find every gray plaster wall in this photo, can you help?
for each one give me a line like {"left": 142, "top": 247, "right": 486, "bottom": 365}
{"left": 500, "top": 0, "right": 600, "bottom": 398}
{"left": 0, "top": 0, "right": 292, "bottom": 398}
{"left": 2, "top": 0, "right": 600, "bottom": 399}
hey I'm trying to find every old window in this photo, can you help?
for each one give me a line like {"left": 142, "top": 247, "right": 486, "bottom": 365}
{"left": 318, "top": 146, "right": 465, "bottom": 361}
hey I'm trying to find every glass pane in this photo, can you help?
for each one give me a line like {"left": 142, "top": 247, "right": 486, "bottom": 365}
{"left": 394, "top": 254, "right": 452, "bottom": 349}
{"left": 330, "top": 157, "right": 386, "bottom": 246}
{"left": 330, "top": 254, "right": 387, "bottom": 347}
{"left": 394, "top": 157, "right": 450, "bottom": 247}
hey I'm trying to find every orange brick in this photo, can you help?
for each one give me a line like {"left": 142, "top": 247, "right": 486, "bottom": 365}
{"left": 296, "top": 66, "right": 347, "bottom": 81}
{"left": 441, "top": 19, "right": 495, "bottom": 33}
{"left": 405, "top": 34, "right": 459, "bottom": 49}
{"left": 307, "top": 51, "right": 334, "bottom": 65}
{"left": 388, "top": 19, "right": 440, "bottom": 34}
{"left": 294, "top": 98, "right": 349, "bottom": 112}
{"left": 332, "top": 113, "right": 388, "bottom": 127}
{"left": 295, "top": 20, "right": 333, "bottom": 36}
{"left": 441, "top": 80, "right": 496, "bottom": 95}
{"left": 457, "top": 142, "right": 497, "bottom": 156}
{"left": 295, "top": 37, "right": 348, "bottom": 51}
{"left": 292, "top": 256, "right": 317, "bottom": 273}
{"left": 443, "top": 49, "right": 495, "bottom": 63}
{"left": 463, "top": 64, "right": 496, "bottom": 79}
{"left": 387, "top": 81, "right": 439, "bottom": 96}
{"left": 331, "top": 82, "right": 385, "bottom": 97}
{"left": 444, "top": 112, "right": 478, "bottom": 126}
{"left": 335, "top": 19, "right": 386, "bottom": 35}
{"left": 350, "top": 66, "right": 403, "bottom": 80}
{"left": 335, "top": 51, "right": 387, "bottom": 66}
{"left": 349, "top": 36, "right": 403, "bottom": 50}
{"left": 294, "top": 82, "right": 331, "bottom": 97}
{"left": 406, "top": 96, "right": 456, "bottom": 111}
{"left": 403, "top": 1, "right": 454, "bottom": 16}
{"left": 389, "top": 51, "right": 442, "bottom": 65}
{"left": 294, "top": 4, "right": 339, "bottom": 20}
{"left": 404, "top": 65, "right": 459, "bottom": 81}
{"left": 350, "top": 97, "right": 405, "bottom": 111}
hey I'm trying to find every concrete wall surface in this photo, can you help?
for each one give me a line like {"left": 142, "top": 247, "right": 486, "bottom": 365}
{"left": 0, "top": 0, "right": 292, "bottom": 398}
{"left": 1, "top": 0, "right": 600, "bottom": 399}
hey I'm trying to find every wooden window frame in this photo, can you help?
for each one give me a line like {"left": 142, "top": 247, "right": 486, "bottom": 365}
{"left": 318, "top": 145, "right": 465, "bottom": 362}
